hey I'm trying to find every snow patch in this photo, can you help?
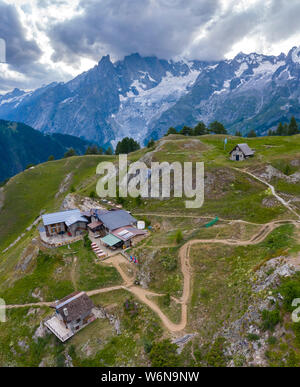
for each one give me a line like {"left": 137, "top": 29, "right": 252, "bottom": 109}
{"left": 112, "top": 68, "right": 201, "bottom": 144}
{"left": 253, "top": 61, "right": 285, "bottom": 76}
{"left": 0, "top": 91, "right": 32, "bottom": 107}
{"left": 292, "top": 47, "right": 300, "bottom": 64}
{"left": 235, "top": 62, "right": 248, "bottom": 77}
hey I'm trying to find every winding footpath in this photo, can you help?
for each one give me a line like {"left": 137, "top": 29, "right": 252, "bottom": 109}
{"left": 2, "top": 170, "right": 300, "bottom": 332}
{"left": 239, "top": 168, "right": 300, "bottom": 220}
{"left": 3, "top": 219, "right": 299, "bottom": 334}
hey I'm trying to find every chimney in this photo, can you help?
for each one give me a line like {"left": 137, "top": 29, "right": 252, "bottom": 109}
{"left": 63, "top": 308, "right": 68, "bottom": 317}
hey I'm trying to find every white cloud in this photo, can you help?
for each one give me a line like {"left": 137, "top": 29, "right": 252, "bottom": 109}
{"left": 0, "top": 0, "right": 300, "bottom": 92}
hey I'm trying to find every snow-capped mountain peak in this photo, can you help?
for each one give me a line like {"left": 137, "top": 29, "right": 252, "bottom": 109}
{"left": 0, "top": 48, "right": 300, "bottom": 145}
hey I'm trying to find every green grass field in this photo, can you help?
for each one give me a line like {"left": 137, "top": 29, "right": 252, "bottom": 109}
{"left": 0, "top": 133, "right": 299, "bottom": 367}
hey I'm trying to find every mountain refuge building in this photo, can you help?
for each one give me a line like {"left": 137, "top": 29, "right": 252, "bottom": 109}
{"left": 42, "top": 209, "right": 89, "bottom": 237}
{"left": 44, "top": 291, "right": 96, "bottom": 342}
{"left": 229, "top": 143, "right": 255, "bottom": 161}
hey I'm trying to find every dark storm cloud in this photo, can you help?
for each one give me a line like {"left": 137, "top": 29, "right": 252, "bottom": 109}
{"left": 189, "top": 5, "right": 261, "bottom": 60}
{"left": 47, "top": 0, "right": 300, "bottom": 65}
{"left": 0, "top": 2, "right": 42, "bottom": 72}
{"left": 2, "top": 0, "right": 300, "bottom": 93}
{"left": 0, "top": 1, "right": 71, "bottom": 92}
{"left": 48, "top": 0, "right": 221, "bottom": 63}
{"left": 261, "top": 0, "right": 300, "bottom": 43}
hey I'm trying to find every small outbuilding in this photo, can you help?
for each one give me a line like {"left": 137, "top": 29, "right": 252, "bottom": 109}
{"left": 44, "top": 291, "right": 96, "bottom": 342}
{"left": 229, "top": 143, "right": 254, "bottom": 161}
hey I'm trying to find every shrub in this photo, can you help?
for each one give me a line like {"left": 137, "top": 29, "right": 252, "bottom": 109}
{"left": 200, "top": 288, "right": 210, "bottom": 300}
{"left": 205, "top": 337, "right": 227, "bottom": 367}
{"left": 279, "top": 274, "right": 300, "bottom": 312}
{"left": 147, "top": 139, "right": 155, "bottom": 148}
{"left": 261, "top": 309, "right": 281, "bottom": 331}
{"left": 175, "top": 230, "right": 183, "bottom": 244}
{"left": 162, "top": 293, "right": 171, "bottom": 307}
{"left": 134, "top": 195, "right": 142, "bottom": 207}
{"left": 149, "top": 339, "right": 179, "bottom": 367}
{"left": 159, "top": 255, "right": 177, "bottom": 271}
{"left": 292, "top": 322, "right": 300, "bottom": 346}
{"left": 267, "top": 336, "right": 277, "bottom": 345}
{"left": 143, "top": 338, "right": 153, "bottom": 354}
{"left": 286, "top": 350, "right": 300, "bottom": 367}
{"left": 123, "top": 298, "right": 139, "bottom": 317}
{"left": 64, "top": 148, "right": 77, "bottom": 158}
{"left": 89, "top": 190, "right": 96, "bottom": 198}
{"left": 247, "top": 333, "right": 260, "bottom": 341}
{"left": 83, "top": 234, "right": 92, "bottom": 250}
{"left": 194, "top": 348, "right": 203, "bottom": 362}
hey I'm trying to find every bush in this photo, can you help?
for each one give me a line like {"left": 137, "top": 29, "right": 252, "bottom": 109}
{"left": 175, "top": 230, "right": 183, "bottom": 244}
{"left": 247, "top": 333, "right": 260, "bottom": 341}
{"left": 83, "top": 234, "right": 92, "bottom": 250}
{"left": 261, "top": 309, "right": 281, "bottom": 331}
{"left": 89, "top": 190, "right": 96, "bottom": 199}
{"left": 147, "top": 139, "right": 155, "bottom": 148}
{"left": 134, "top": 195, "right": 142, "bottom": 207}
{"left": 292, "top": 322, "right": 300, "bottom": 346}
{"left": 279, "top": 274, "right": 300, "bottom": 312}
{"left": 165, "top": 127, "right": 177, "bottom": 136}
{"left": 143, "top": 338, "right": 153, "bottom": 354}
{"left": 149, "top": 339, "right": 179, "bottom": 367}
{"left": 194, "top": 348, "right": 203, "bottom": 362}
{"left": 205, "top": 337, "right": 227, "bottom": 367}
{"left": 159, "top": 255, "right": 177, "bottom": 271}
{"left": 64, "top": 148, "right": 77, "bottom": 158}
{"left": 162, "top": 293, "right": 171, "bottom": 307}
{"left": 200, "top": 288, "right": 210, "bottom": 300}
{"left": 123, "top": 298, "right": 139, "bottom": 317}
{"left": 286, "top": 350, "right": 300, "bottom": 367}
{"left": 267, "top": 336, "right": 277, "bottom": 345}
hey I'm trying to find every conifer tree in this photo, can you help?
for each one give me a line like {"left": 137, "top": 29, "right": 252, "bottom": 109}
{"left": 288, "top": 116, "right": 299, "bottom": 135}
{"left": 194, "top": 122, "right": 208, "bottom": 136}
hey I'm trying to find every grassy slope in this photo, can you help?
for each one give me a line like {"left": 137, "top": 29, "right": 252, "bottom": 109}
{"left": 0, "top": 155, "right": 111, "bottom": 251}
{"left": 0, "top": 134, "right": 299, "bottom": 366}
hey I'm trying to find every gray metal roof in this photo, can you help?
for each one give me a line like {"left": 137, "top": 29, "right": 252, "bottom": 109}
{"left": 237, "top": 143, "right": 254, "bottom": 156}
{"left": 230, "top": 143, "right": 254, "bottom": 156}
{"left": 97, "top": 210, "right": 137, "bottom": 231}
{"left": 65, "top": 214, "right": 88, "bottom": 227}
{"left": 42, "top": 209, "right": 88, "bottom": 226}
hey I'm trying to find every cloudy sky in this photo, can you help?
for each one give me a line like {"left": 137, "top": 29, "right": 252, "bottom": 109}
{"left": 0, "top": 0, "right": 300, "bottom": 93}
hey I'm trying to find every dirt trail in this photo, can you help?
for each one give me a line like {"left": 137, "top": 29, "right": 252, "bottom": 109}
{"left": 134, "top": 213, "right": 262, "bottom": 225}
{"left": 104, "top": 255, "right": 135, "bottom": 286}
{"left": 3, "top": 220, "right": 299, "bottom": 333}
{"left": 238, "top": 168, "right": 300, "bottom": 220}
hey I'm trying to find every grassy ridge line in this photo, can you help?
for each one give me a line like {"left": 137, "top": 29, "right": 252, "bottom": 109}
{"left": 1, "top": 134, "right": 299, "bottom": 252}
{"left": 0, "top": 155, "right": 108, "bottom": 251}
